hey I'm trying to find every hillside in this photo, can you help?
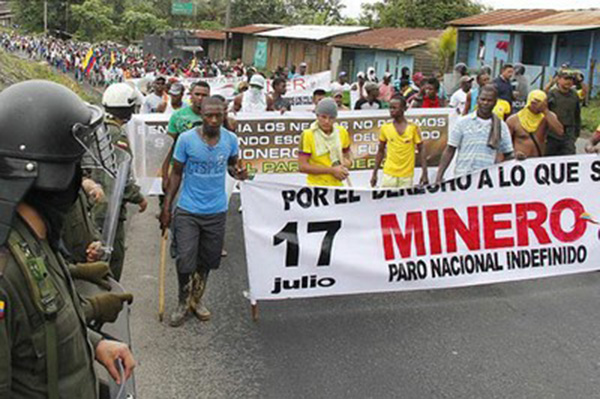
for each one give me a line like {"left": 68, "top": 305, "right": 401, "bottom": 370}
{"left": 0, "top": 49, "right": 100, "bottom": 103}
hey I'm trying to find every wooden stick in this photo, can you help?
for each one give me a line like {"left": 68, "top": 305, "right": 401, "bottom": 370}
{"left": 158, "top": 231, "right": 168, "bottom": 322}
{"left": 251, "top": 303, "right": 259, "bottom": 322}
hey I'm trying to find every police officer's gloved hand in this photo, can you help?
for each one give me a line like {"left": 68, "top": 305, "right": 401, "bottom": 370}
{"left": 87, "top": 293, "right": 134, "bottom": 324}
{"left": 70, "top": 261, "right": 112, "bottom": 290}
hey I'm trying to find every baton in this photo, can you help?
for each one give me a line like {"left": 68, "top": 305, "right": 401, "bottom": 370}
{"left": 158, "top": 231, "right": 168, "bottom": 322}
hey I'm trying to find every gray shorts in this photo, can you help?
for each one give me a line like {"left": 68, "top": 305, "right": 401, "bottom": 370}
{"left": 173, "top": 208, "right": 227, "bottom": 274}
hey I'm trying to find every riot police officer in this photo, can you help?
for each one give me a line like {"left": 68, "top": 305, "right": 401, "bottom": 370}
{"left": 92, "top": 82, "right": 147, "bottom": 281}
{"left": 0, "top": 80, "right": 135, "bottom": 398}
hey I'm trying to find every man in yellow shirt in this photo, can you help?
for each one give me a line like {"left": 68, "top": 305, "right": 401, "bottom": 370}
{"left": 493, "top": 98, "right": 511, "bottom": 121}
{"left": 298, "top": 98, "right": 353, "bottom": 186}
{"left": 371, "top": 95, "right": 429, "bottom": 188}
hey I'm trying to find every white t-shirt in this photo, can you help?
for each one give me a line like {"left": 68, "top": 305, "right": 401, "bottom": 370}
{"left": 141, "top": 93, "right": 163, "bottom": 114}
{"left": 449, "top": 89, "right": 469, "bottom": 115}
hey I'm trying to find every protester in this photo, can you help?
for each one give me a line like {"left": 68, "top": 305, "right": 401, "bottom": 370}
{"left": 159, "top": 82, "right": 186, "bottom": 114}
{"left": 449, "top": 63, "right": 469, "bottom": 94}
{"left": 436, "top": 85, "right": 515, "bottom": 182}
{"left": 378, "top": 72, "right": 394, "bottom": 105}
{"left": 141, "top": 76, "right": 167, "bottom": 113}
{"left": 411, "top": 77, "right": 445, "bottom": 108}
{"left": 546, "top": 70, "right": 581, "bottom": 156}
{"left": 160, "top": 97, "right": 248, "bottom": 327}
{"left": 371, "top": 95, "right": 428, "bottom": 188}
{"left": 435, "top": 71, "right": 448, "bottom": 102}
{"left": 351, "top": 71, "right": 367, "bottom": 99}
{"left": 295, "top": 62, "right": 308, "bottom": 77}
{"left": 298, "top": 98, "right": 353, "bottom": 187}
{"left": 162, "top": 81, "right": 211, "bottom": 192}
{"left": 355, "top": 82, "right": 382, "bottom": 110}
{"left": 312, "top": 88, "right": 327, "bottom": 109}
{"left": 367, "top": 67, "right": 379, "bottom": 83}
{"left": 585, "top": 124, "right": 600, "bottom": 153}
{"left": 449, "top": 76, "right": 473, "bottom": 115}
{"left": 234, "top": 74, "right": 268, "bottom": 113}
{"left": 333, "top": 88, "right": 349, "bottom": 110}
{"left": 399, "top": 79, "right": 416, "bottom": 101}
{"left": 513, "top": 64, "right": 529, "bottom": 111}
{"left": 464, "top": 71, "right": 491, "bottom": 115}
{"left": 269, "top": 77, "right": 291, "bottom": 112}
{"left": 493, "top": 63, "right": 515, "bottom": 104}
{"left": 507, "top": 90, "right": 563, "bottom": 158}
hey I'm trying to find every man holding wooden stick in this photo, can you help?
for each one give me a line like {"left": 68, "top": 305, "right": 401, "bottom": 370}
{"left": 159, "top": 96, "right": 248, "bottom": 328}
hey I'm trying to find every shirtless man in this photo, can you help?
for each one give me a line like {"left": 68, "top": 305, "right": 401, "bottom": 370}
{"left": 506, "top": 90, "right": 563, "bottom": 158}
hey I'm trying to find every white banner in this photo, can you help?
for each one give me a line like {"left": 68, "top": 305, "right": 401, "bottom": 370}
{"left": 241, "top": 156, "right": 600, "bottom": 302}
{"left": 127, "top": 108, "right": 456, "bottom": 195}
{"left": 128, "top": 71, "right": 331, "bottom": 103}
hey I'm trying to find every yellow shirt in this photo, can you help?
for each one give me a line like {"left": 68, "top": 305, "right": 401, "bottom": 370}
{"left": 493, "top": 99, "right": 511, "bottom": 120}
{"left": 379, "top": 123, "right": 422, "bottom": 178}
{"left": 300, "top": 125, "right": 351, "bottom": 187}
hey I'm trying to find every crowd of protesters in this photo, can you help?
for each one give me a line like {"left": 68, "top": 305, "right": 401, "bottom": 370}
{"left": 2, "top": 30, "right": 598, "bottom": 187}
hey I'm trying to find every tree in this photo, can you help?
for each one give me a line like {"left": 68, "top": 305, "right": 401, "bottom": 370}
{"left": 285, "top": 0, "right": 345, "bottom": 25}
{"left": 359, "top": 0, "right": 485, "bottom": 29}
{"left": 70, "top": 0, "right": 115, "bottom": 41}
{"left": 121, "top": 10, "right": 169, "bottom": 42}
{"left": 429, "top": 27, "right": 457, "bottom": 73}
{"left": 11, "top": 0, "right": 85, "bottom": 33}
{"left": 231, "top": 0, "right": 287, "bottom": 27}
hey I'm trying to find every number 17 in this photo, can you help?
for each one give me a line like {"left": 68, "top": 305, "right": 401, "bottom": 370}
{"left": 273, "top": 220, "right": 342, "bottom": 267}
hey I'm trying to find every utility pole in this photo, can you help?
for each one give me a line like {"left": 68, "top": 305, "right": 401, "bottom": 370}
{"left": 223, "top": 0, "right": 231, "bottom": 59}
{"left": 43, "top": 1, "right": 48, "bottom": 34}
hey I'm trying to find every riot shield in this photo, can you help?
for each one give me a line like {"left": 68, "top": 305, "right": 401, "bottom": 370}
{"left": 100, "top": 147, "right": 131, "bottom": 257}
{"left": 127, "top": 115, "right": 174, "bottom": 196}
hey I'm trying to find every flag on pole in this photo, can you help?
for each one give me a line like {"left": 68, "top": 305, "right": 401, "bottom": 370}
{"left": 110, "top": 51, "right": 116, "bottom": 67}
{"left": 83, "top": 48, "right": 96, "bottom": 76}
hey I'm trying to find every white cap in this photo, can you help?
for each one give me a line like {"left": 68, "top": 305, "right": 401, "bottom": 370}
{"left": 249, "top": 74, "right": 266, "bottom": 89}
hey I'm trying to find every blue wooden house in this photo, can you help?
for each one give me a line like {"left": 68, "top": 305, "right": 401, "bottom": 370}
{"left": 450, "top": 9, "right": 600, "bottom": 95}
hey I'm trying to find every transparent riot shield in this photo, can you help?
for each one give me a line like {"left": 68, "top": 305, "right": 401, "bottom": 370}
{"left": 100, "top": 147, "right": 131, "bottom": 257}
{"left": 127, "top": 115, "right": 173, "bottom": 196}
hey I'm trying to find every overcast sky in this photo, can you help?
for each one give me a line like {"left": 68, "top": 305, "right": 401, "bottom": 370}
{"left": 342, "top": 0, "right": 600, "bottom": 18}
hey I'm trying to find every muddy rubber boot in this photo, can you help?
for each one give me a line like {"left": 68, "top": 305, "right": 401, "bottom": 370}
{"left": 190, "top": 272, "right": 211, "bottom": 321}
{"left": 169, "top": 273, "right": 191, "bottom": 327}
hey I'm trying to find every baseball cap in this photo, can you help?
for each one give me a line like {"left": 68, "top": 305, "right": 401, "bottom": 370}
{"left": 365, "top": 82, "right": 379, "bottom": 92}
{"left": 168, "top": 82, "right": 184, "bottom": 96}
{"left": 300, "top": 62, "right": 308, "bottom": 67}
{"left": 339, "top": 71, "right": 348, "bottom": 78}
{"left": 459, "top": 76, "right": 474, "bottom": 84}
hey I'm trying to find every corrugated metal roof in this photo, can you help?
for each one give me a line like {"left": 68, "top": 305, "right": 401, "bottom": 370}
{"left": 226, "top": 24, "right": 283, "bottom": 34}
{"left": 257, "top": 25, "right": 370, "bottom": 41}
{"left": 329, "top": 28, "right": 441, "bottom": 51}
{"left": 461, "top": 24, "right": 600, "bottom": 33}
{"left": 0, "top": 1, "right": 11, "bottom": 14}
{"left": 526, "top": 10, "right": 600, "bottom": 25}
{"left": 193, "top": 30, "right": 226, "bottom": 41}
{"left": 449, "top": 9, "right": 560, "bottom": 26}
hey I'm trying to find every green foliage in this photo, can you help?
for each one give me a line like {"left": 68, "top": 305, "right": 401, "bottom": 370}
{"left": 121, "top": 10, "right": 169, "bottom": 42}
{"left": 582, "top": 98, "right": 600, "bottom": 135}
{"left": 0, "top": 49, "right": 100, "bottom": 103}
{"left": 11, "top": 0, "right": 84, "bottom": 33}
{"left": 231, "top": 0, "right": 287, "bottom": 27}
{"left": 70, "top": 0, "right": 115, "bottom": 42}
{"left": 360, "top": 0, "right": 485, "bottom": 29}
{"left": 429, "top": 27, "right": 457, "bottom": 73}
{"left": 285, "top": 0, "right": 345, "bottom": 25}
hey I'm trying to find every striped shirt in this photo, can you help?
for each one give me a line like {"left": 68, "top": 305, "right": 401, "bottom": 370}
{"left": 448, "top": 112, "right": 513, "bottom": 177}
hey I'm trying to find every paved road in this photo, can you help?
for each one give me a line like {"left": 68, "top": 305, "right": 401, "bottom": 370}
{"left": 122, "top": 193, "right": 600, "bottom": 399}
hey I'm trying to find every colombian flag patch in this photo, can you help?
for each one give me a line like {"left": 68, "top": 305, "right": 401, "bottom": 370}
{"left": 0, "top": 300, "right": 5, "bottom": 320}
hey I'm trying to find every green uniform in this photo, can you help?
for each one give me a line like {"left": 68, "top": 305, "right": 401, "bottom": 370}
{"left": 0, "top": 216, "right": 102, "bottom": 398}
{"left": 92, "top": 119, "right": 144, "bottom": 280}
{"left": 62, "top": 190, "right": 100, "bottom": 264}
